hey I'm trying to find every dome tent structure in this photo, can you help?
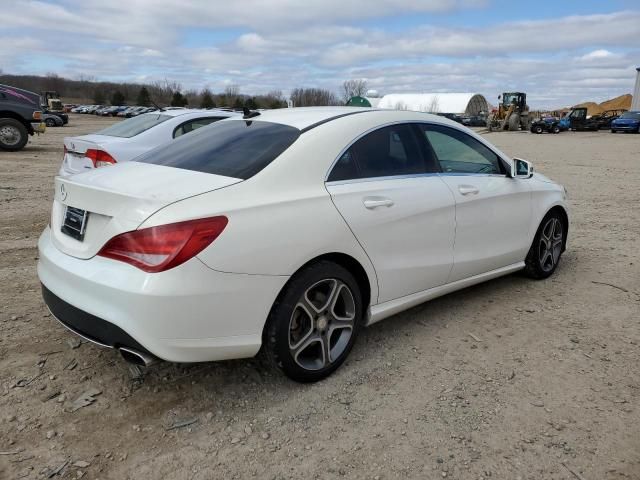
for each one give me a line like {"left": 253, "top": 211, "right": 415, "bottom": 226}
{"left": 374, "top": 93, "right": 489, "bottom": 115}
{"left": 345, "top": 96, "right": 372, "bottom": 107}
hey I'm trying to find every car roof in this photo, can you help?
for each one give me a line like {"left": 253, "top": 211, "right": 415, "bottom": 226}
{"left": 148, "top": 108, "right": 238, "bottom": 118}
{"left": 230, "top": 106, "right": 461, "bottom": 131}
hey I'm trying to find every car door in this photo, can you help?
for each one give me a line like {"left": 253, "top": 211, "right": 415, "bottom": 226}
{"left": 325, "top": 123, "right": 456, "bottom": 304}
{"left": 417, "top": 123, "right": 532, "bottom": 282}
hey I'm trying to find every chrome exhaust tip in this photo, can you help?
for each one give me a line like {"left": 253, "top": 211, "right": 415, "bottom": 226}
{"left": 119, "top": 347, "right": 157, "bottom": 367}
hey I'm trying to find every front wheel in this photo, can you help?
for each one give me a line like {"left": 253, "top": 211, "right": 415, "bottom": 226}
{"left": 552, "top": 125, "right": 560, "bottom": 134}
{"left": 534, "top": 125, "right": 543, "bottom": 134}
{"left": 262, "top": 261, "right": 363, "bottom": 382}
{"left": 0, "top": 118, "right": 28, "bottom": 151}
{"left": 524, "top": 211, "right": 565, "bottom": 279}
{"left": 611, "top": 129, "right": 616, "bottom": 133}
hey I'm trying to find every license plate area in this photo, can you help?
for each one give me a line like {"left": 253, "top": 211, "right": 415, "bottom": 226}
{"left": 61, "top": 206, "right": 89, "bottom": 241}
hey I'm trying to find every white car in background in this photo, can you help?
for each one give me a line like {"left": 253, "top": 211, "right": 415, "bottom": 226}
{"left": 59, "top": 109, "right": 238, "bottom": 177}
{"left": 39, "top": 107, "right": 569, "bottom": 382}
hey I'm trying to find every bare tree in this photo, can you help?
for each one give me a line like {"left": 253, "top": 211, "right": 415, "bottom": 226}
{"left": 290, "top": 88, "right": 339, "bottom": 107}
{"left": 342, "top": 79, "right": 368, "bottom": 103}
{"left": 425, "top": 96, "right": 440, "bottom": 113}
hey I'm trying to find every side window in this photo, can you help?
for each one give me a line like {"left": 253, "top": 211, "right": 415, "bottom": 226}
{"left": 421, "top": 124, "right": 504, "bottom": 175}
{"left": 328, "top": 149, "right": 358, "bottom": 181}
{"left": 328, "top": 124, "right": 428, "bottom": 181}
{"left": 174, "top": 117, "right": 223, "bottom": 138}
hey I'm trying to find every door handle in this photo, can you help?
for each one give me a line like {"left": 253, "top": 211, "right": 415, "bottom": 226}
{"left": 458, "top": 185, "right": 479, "bottom": 196}
{"left": 363, "top": 196, "right": 394, "bottom": 209}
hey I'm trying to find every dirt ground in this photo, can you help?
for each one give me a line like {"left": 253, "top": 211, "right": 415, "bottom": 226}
{"left": 1, "top": 115, "right": 639, "bottom": 480}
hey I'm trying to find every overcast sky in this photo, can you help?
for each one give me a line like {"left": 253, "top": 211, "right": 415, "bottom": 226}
{"left": 2, "top": 0, "right": 639, "bottom": 108}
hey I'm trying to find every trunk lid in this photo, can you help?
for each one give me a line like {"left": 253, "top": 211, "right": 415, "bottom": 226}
{"left": 51, "top": 162, "right": 242, "bottom": 259}
{"left": 62, "top": 135, "right": 125, "bottom": 175}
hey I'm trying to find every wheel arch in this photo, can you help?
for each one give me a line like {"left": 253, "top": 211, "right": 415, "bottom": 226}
{"left": 282, "top": 252, "right": 372, "bottom": 312}
{"left": 262, "top": 252, "right": 374, "bottom": 344}
{"left": 542, "top": 205, "right": 569, "bottom": 252}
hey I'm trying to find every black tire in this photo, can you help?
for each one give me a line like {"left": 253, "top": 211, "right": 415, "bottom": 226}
{"left": 0, "top": 118, "right": 29, "bottom": 151}
{"left": 262, "top": 261, "right": 363, "bottom": 382}
{"left": 508, "top": 114, "right": 520, "bottom": 131}
{"left": 534, "top": 125, "right": 543, "bottom": 134}
{"left": 45, "top": 118, "right": 56, "bottom": 127}
{"left": 611, "top": 129, "right": 615, "bottom": 133}
{"left": 524, "top": 210, "right": 565, "bottom": 280}
{"left": 552, "top": 125, "right": 560, "bottom": 134}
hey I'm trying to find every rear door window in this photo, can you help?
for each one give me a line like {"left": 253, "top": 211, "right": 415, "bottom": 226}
{"left": 95, "top": 114, "right": 171, "bottom": 138}
{"left": 135, "top": 120, "right": 300, "bottom": 179}
{"left": 173, "top": 117, "right": 225, "bottom": 138}
{"left": 328, "top": 124, "right": 431, "bottom": 181}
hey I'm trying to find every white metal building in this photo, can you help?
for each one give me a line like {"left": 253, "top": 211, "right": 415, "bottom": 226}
{"left": 371, "top": 93, "right": 489, "bottom": 115}
{"left": 631, "top": 67, "right": 640, "bottom": 111}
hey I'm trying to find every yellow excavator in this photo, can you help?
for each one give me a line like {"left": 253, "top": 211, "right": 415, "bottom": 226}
{"left": 486, "top": 92, "right": 530, "bottom": 131}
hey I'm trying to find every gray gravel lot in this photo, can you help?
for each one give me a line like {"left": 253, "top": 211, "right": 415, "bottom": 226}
{"left": 1, "top": 114, "right": 639, "bottom": 479}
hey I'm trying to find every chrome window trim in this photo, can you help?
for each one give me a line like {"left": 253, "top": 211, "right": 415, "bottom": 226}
{"left": 324, "top": 120, "right": 511, "bottom": 183}
{"left": 326, "top": 172, "right": 507, "bottom": 187}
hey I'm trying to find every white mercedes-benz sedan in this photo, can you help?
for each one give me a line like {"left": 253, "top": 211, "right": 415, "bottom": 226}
{"left": 59, "top": 109, "right": 238, "bottom": 177}
{"left": 38, "top": 107, "right": 569, "bottom": 382}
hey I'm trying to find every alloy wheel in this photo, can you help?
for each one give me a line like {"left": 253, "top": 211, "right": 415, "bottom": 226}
{"left": 288, "top": 278, "right": 356, "bottom": 371}
{"left": 538, "top": 217, "right": 563, "bottom": 272}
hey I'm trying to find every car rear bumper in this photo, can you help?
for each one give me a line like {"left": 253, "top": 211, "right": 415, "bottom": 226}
{"left": 37, "top": 227, "right": 288, "bottom": 363}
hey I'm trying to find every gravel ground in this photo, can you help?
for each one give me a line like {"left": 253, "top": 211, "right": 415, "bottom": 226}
{"left": 1, "top": 114, "right": 639, "bottom": 480}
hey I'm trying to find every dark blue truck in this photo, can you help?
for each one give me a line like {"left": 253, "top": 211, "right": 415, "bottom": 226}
{"left": 0, "top": 84, "right": 46, "bottom": 151}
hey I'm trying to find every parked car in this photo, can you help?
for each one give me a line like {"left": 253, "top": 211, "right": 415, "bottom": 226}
{"left": 610, "top": 111, "right": 640, "bottom": 133}
{"left": 530, "top": 117, "right": 561, "bottom": 134}
{"left": 59, "top": 109, "right": 238, "bottom": 176}
{"left": 0, "top": 84, "right": 46, "bottom": 151}
{"left": 461, "top": 115, "right": 486, "bottom": 127}
{"left": 590, "top": 109, "right": 626, "bottom": 130}
{"left": 43, "top": 113, "right": 64, "bottom": 127}
{"left": 40, "top": 107, "right": 569, "bottom": 381}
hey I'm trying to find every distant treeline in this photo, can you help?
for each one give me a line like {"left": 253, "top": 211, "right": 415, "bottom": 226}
{"left": 0, "top": 73, "right": 366, "bottom": 108}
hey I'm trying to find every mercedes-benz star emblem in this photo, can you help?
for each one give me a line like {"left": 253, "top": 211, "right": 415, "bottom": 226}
{"left": 60, "top": 184, "right": 67, "bottom": 201}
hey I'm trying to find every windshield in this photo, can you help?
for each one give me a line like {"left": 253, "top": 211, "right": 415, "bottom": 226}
{"left": 96, "top": 113, "right": 171, "bottom": 138}
{"left": 619, "top": 112, "right": 640, "bottom": 119}
{"left": 503, "top": 94, "right": 519, "bottom": 105}
{"left": 135, "top": 120, "right": 300, "bottom": 179}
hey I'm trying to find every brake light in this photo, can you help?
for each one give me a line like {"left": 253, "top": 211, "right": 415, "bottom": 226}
{"left": 85, "top": 148, "right": 117, "bottom": 168}
{"left": 97, "top": 217, "right": 228, "bottom": 272}
{"left": 33, "top": 111, "right": 42, "bottom": 120}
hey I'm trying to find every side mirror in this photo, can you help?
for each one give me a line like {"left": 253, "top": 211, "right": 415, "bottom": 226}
{"left": 512, "top": 157, "right": 533, "bottom": 178}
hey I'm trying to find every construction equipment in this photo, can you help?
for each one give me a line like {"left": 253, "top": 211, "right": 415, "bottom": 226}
{"left": 486, "top": 92, "right": 530, "bottom": 132}
{"left": 41, "top": 91, "right": 68, "bottom": 125}
{"left": 42, "top": 91, "right": 64, "bottom": 112}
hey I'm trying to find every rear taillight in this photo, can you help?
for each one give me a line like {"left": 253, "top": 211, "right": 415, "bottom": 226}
{"left": 97, "top": 217, "right": 228, "bottom": 273}
{"left": 33, "top": 111, "right": 42, "bottom": 120}
{"left": 85, "top": 148, "right": 117, "bottom": 168}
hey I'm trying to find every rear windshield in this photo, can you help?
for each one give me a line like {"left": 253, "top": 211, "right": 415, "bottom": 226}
{"left": 96, "top": 113, "right": 171, "bottom": 138}
{"left": 620, "top": 112, "right": 640, "bottom": 119}
{"left": 134, "top": 120, "right": 300, "bottom": 179}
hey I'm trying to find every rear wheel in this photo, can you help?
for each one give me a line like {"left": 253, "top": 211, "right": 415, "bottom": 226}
{"left": 524, "top": 211, "right": 565, "bottom": 279}
{"left": 263, "top": 261, "right": 363, "bottom": 382}
{"left": 611, "top": 129, "right": 616, "bottom": 133}
{"left": 552, "top": 125, "right": 560, "bottom": 134}
{"left": 45, "top": 118, "right": 56, "bottom": 127}
{"left": 0, "top": 118, "right": 28, "bottom": 151}
{"left": 534, "top": 125, "right": 543, "bottom": 134}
